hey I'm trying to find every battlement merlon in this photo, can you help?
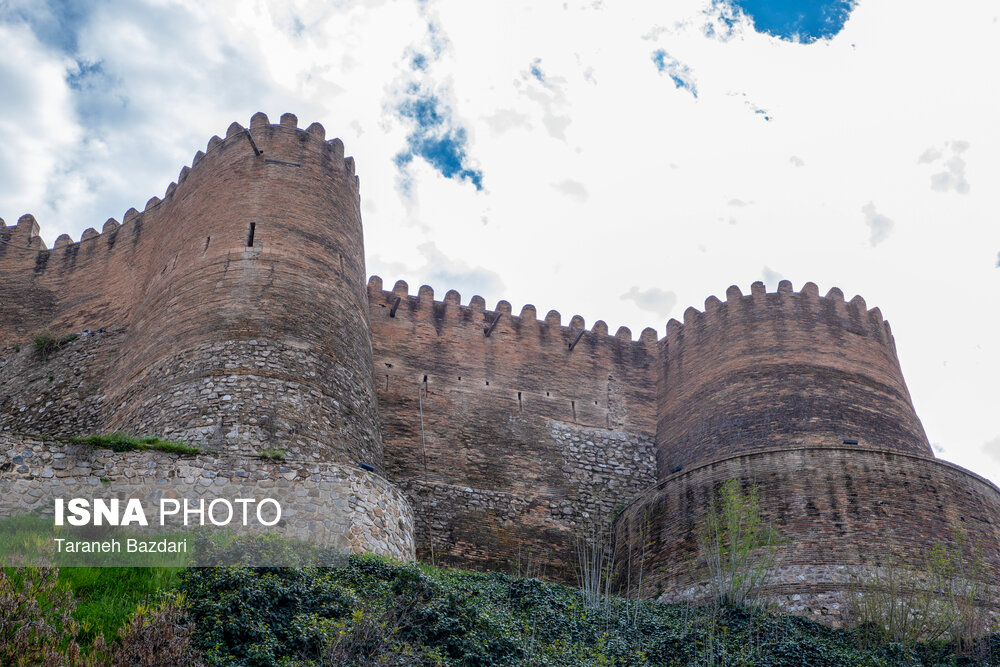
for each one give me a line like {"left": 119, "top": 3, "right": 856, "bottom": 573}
{"left": 1, "top": 113, "right": 384, "bottom": 470}
{"left": 0, "top": 113, "right": 365, "bottom": 341}
{"left": 367, "top": 275, "right": 660, "bottom": 348}
{"left": 0, "top": 112, "right": 360, "bottom": 260}
{"left": 665, "top": 280, "right": 894, "bottom": 351}
{"left": 655, "top": 279, "right": 931, "bottom": 472}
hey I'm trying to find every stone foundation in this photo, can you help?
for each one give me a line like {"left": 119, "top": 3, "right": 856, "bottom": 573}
{"left": 0, "top": 434, "right": 414, "bottom": 562}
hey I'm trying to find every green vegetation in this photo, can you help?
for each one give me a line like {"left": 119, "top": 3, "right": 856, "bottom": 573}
{"left": 3, "top": 551, "right": 998, "bottom": 665}
{"left": 257, "top": 448, "right": 286, "bottom": 460}
{"left": 178, "top": 554, "right": 999, "bottom": 666}
{"left": 58, "top": 566, "right": 182, "bottom": 644}
{"left": 1, "top": 567, "right": 196, "bottom": 665}
{"left": 33, "top": 331, "right": 78, "bottom": 361}
{"left": 851, "top": 526, "right": 991, "bottom": 648}
{"left": 71, "top": 432, "right": 200, "bottom": 455}
{"left": 697, "top": 479, "right": 779, "bottom": 607}
{"left": 0, "top": 514, "right": 194, "bottom": 572}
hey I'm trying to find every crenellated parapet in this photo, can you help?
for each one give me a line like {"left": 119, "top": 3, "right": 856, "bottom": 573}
{"left": 1, "top": 112, "right": 359, "bottom": 268}
{"left": 368, "top": 275, "right": 658, "bottom": 344}
{"left": 5, "top": 111, "right": 997, "bottom": 620}
{"left": 367, "top": 275, "right": 661, "bottom": 576}
{"left": 1, "top": 112, "right": 380, "bottom": 469}
{"left": 655, "top": 279, "right": 931, "bottom": 475}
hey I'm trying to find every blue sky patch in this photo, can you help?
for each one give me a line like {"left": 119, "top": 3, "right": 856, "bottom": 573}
{"left": 721, "top": 0, "right": 856, "bottom": 43}
{"left": 651, "top": 50, "right": 698, "bottom": 98}
{"left": 529, "top": 58, "right": 546, "bottom": 85}
{"left": 395, "top": 86, "right": 484, "bottom": 191}
{"left": 0, "top": 0, "right": 97, "bottom": 54}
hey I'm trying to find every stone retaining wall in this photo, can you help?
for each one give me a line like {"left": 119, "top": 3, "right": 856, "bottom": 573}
{"left": 0, "top": 434, "right": 414, "bottom": 562}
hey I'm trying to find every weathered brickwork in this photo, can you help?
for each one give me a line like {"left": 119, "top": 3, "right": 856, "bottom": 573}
{"left": 1, "top": 111, "right": 998, "bottom": 626}
{"left": 392, "top": 422, "right": 656, "bottom": 577}
{"left": 657, "top": 281, "right": 932, "bottom": 473}
{"left": 0, "top": 113, "right": 380, "bottom": 470}
{"left": 368, "top": 278, "right": 658, "bottom": 575}
{"left": 613, "top": 446, "right": 1000, "bottom": 622}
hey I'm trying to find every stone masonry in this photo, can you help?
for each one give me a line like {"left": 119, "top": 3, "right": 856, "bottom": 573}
{"left": 1, "top": 112, "right": 998, "bottom": 624}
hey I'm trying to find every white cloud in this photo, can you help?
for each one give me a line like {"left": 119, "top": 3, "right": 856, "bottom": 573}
{"left": 1, "top": 0, "right": 1000, "bottom": 490}
{"left": 621, "top": 286, "right": 678, "bottom": 319}
{"left": 551, "top": 179, "right": 588, "bottom": 201}
{"left": 861, "top": 202, "right": 894, "bottom": 246}
{"left": 920, "top": 141, "right": 971, "bottom": 194}
{"left": 762, "top": 266, "right": 783, "bottom": 288}
{"left": 983, "top": 436, "right": 1000, "bottom": 463}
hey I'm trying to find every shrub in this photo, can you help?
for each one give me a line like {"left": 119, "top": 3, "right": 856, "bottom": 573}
{"left": 33, "top": 332, "right": 77, "bottom": 362}
{"left": 850, "top": 525, "right": 991, "bottom": 647}
{"left": 0, "top": 567, "right": 85, "bottom": 666}
{"left": 91, "top": 597, "right": 203, "bottom": 667}
{"left": 697, "top": 479, "right": 778, "bottom": 607}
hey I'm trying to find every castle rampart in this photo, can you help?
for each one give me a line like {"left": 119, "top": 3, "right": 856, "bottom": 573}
{"left": 613, "top": 444, "right": 1000, "bottom": 623}
{"left": 1, "top": 112, "right": 381, "bottom": 469}
{"left": 2, "top": 112, "right": 998, "bottom": 624}
{"left": 367, "top": 277, "right": 658, "bottom": 576}
{"left": 657, "top": 279, "right": 932, "bottom": 473}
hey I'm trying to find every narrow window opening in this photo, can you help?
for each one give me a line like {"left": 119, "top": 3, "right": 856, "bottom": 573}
{"left": 204, "top": 236, "right": 211, "bottom": 251}
{"left": 546, "top": 391, "right": 550, "bottom": 397}
{"left": 385, "top": 375, "right": 389, "bottom": 390}
{"left": 247, "top": 222, "right": 256, "bottom": 247}
{"left": 486, "top": 381, "right": 490, "bottom": 386}
{"left": 457, "top": 376, "right": 461, "bottom": 381}
{"left": 571, "top": 400, "right": 577, "bottom": 421}
{"left": 422, "top": 375, "right": 428, "bottom": 383}
{"left": 518, "top": 392, "right": 522, "bottom": 410}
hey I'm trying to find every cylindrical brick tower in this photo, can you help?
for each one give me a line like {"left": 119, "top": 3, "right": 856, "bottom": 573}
{"left": 614, "top": 280, "right": 1000, "bottom": 626}
{"left": 656, "top": 279, "right": 931, "bottom": 474}
{"left": 100, "top": 112, "right": 383, "bottom": 468}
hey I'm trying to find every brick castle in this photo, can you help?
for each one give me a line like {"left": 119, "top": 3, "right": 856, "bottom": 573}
{"left": 2, "top": 113, "right": 998, "bottom": 623}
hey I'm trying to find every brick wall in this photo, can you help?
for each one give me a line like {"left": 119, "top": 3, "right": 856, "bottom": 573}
{"left": 613, "top": 445, "right": 1000, "bottom": 624}
{"left": 369, "top": 278, "right": 658, "bottom": 577}
{"left": 0, "top": 113, "right": 382, "bottom": 469}
{"left": 657, "top": 280, "right": 932, "bottom": 473}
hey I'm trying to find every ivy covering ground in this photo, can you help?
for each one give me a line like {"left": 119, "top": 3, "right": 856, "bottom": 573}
{"left": 176, "top": 554, "right": 1000, "bottom": 666}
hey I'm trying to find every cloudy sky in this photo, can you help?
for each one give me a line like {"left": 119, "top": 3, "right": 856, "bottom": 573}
{"left": 1, "top": 1, "right": 998, "bottom": 486}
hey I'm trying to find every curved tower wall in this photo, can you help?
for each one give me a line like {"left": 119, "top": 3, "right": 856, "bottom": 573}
{"left": 0, "top": 113, "right": 382, "bottom": 469}
{"left": 614, "top": 446, "right": 1000, "bottom": 624}
{"left": 104, "top": 113, "right": 382, "bottom": 466}
{"left": 656, "top": 279, "right": 931, "bottom": 474}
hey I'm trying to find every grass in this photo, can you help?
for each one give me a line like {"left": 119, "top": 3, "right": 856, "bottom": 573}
{"left": 59, "top": 566, "right": 182, "bottom": 644}
{"left": 33, "top": 331, "right": 78, "bottom": 361}
{"left": 0, "top": 514, "right": 194, "bottom": 568}
{"left": 257, "top": 447, "right": 286, "bottom": 460}
{"left": 70, "top": 432, "right": 200, "bottom": 455}
{"left": 0, "top": 516, "right": 184, "bottom": 645}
